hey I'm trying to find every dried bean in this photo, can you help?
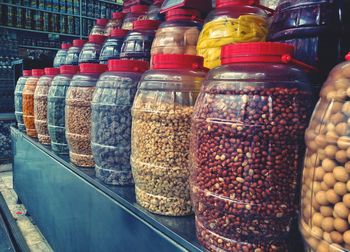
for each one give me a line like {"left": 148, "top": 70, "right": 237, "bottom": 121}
{"left": 23, "top": 77, "right": 40, "bottom": 138}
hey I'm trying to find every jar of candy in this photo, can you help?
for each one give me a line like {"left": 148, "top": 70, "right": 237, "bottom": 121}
{"left": 66, "top": 63, "right": 107, "bottom": 167}
{"left": 300, "top": 53, "right": 350, "bottom": 252}
{"left": 190, "top": 42, "right": 313, "bottom": 251}
{"left": 92, "top": 59, "right": 149, "bottom": 185}
{"left": 53, "top": 43, "right": 72, "bottom": 68}
{"left": 14, "top": 70, "right": 31, "bottom": 132}
{"left": 99, "top": 29, "right": 128, "bottom": 64}
{"left": 79, "top": 35, "right": 106, "bottom": 64}
{"left": 105, "top": 12, "right": 125, "bottom": 36}
{"left": 47, "top": 65, "right": 79, "bottom": 154}
{"left": 131, "top": 54, "right": 207, "bottom": 216}
{"left": 197, "top": 0, "right": 268, "bottom": 69}
{"left": 90, "top": 18, "right": 109, "bottom": 35}
{"left": 121, "top": 5, "right": 149, "bottom": 30}
{"left": 120, "top": 20, "right": 160, "bottom": 61}
{"left": 23, "top": 69, "right": 45, "bottom": 138}
{"left": 65, "top": 39, "right": 86, "bottom": 66}
{"left": 34, "top": 67, "right": 60, "bottom": 145}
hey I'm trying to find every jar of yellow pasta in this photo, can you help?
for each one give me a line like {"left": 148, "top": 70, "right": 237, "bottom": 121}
{"left": 197, "top": 0, "right": 268, "bottom": 69}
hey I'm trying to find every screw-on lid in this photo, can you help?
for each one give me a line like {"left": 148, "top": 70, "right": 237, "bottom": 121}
{"left": 73, "top": 39, "right": 86, "bottom": 47}
{"left": 111, "top": 29, "right": 129, "bottom": 37}
{"left": 346, "top": 52, "right": 350, "bottom": 61}
{"left": 44, "top": 67, "right": 60, "bottom": 75}
{"left": 88, "top": 35, "right": 106, "bottom": 44}
{"left": 96, "top": 18, "right": 109, "bottom": 26}
{"left": 152, "top": 54, "right": 207, "bottom": 70}
{"left": 32, "top": 69, "right": 45, "bottom": 77}
{"left": 60, "top": 65, "right": 79, "bottom": 74}
{"left": 131, "top": 5, "right": 149, "bottom": 14}
{"left": 216, "top": 0, "right": 256, "bottom": 8}
{"left": 79, "top": 63, "right": 107, "bottom": 74}
{"left": 165, "top": 8, "right": 201, "bottom": 21}
{"left": 61, "top": 43, "right": 72, "bottom": 50}
{"left": 108, "top": 59, "right": 149, "bottom": 73}
{"left": 133, "top": 20, "right": 161, "bottom": 30}
{"left": 112, "top": 12, "right": 125, "bottom": 19}
{"left": 23, "top": 70, "right": 31, "bottom": 76}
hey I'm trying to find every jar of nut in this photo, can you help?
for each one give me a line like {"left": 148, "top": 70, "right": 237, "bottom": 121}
{"left": 90, "top": 18, "right": 109, "bottom": 36}
{"left": 131, "top": 54, "right": 207, "bottom": 216}
{"left": 65, "top": 63, "right": 107, "bottom": 167}
{"left": 301, "top": 53, "right": 350, "bottom": 252}
{"left": 121, "top": 5, "right": 149, "bottom": 30}
{"left": 105, "top": 12, "right": 125, "bottom": 36}
{"left": 15, "top": 70, "right": 32, "bottom": 132}
{"left": 78, "top": 35, "right": 106, "bottom": 64}
{"left": 99, "top": 29, "right": 128, "bottom": 64}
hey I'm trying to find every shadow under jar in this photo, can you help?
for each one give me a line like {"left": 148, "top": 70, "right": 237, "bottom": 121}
{"left": 190, "top": 42, "right": 313, "bottom": 251}
{"left": 14, "top": 70, "right": 31, "bottom": 132}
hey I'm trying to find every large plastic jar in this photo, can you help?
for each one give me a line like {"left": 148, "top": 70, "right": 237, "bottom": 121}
{"left": 151, "top": 8, "right": 202, "bottom": 60}
{"left": 53, "top": 43, "right": 72, "bottom": 68}
{"left": 121, "top": 5, "right": 149, "bottom": 30}
{"left": 79, "top": 35, "right": 106, "bottom": 64}
{"left": 23, "top": 69, "right": 45, "bottom": 138}
{"left": 190, "top": 42, "right": 313, "bottom": 251}
{"left": 300, "top": 53, "right": 350, "bottom": 252}
{"left": 131, "top": 54, "right": 207, "bottom": 216}
{"left": 99, "top": 29, "right": 129, "bottom": 64}
{"left": 105, "top": 12, "right": 125, "bottom": 36}
{"left": 47, "top": 65, "right": 79, "bottom": 155}
{"left": 145, "top": 1, "right": 164, "bottom": 21}
{"left": 120, "top": 20, "right": 160, "bottom": 62}
{"left": 197, "top": 0, "right": 268, "bottom": 69}
{"left": 92, "top": 60, "right": 149, "bottom": 185}
{"left": 34, "top": 67, "right": 60, "bottom": 145}
{"left": 90, "top": 18, "right": 109, "bottom": 35}
{"left": 65, "top": 39, "right": 86, "bottom": 66}
{"left": 66, "top": 63, "right": 107, "bottom": 167}
{"left": 14, "top": 70, "right": 31, "bottom": 132}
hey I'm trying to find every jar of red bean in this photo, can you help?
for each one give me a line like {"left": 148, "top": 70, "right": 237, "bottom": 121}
{"left": 190, "top": 42, "right": 313, "bottom": 251}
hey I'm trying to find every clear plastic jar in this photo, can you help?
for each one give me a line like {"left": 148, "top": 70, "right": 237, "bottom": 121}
{"left": 14, "top": 70, "right": 31, "bottom": 132}
{"left": 79, "top": 35, "right": 106, "bottom": 64}
{"left": 131, "top": 54, "right": 207, "bottom": 216}
{"left": 105, "top": 12, "right": 125, "bottom": 36}
{"left": 66, "top": 63, "right": 107, "bottom": 167}
{"left": 151, "top": 8, "right": 202, "bottom": 61}
{"left": 48, "top": 65, "right": 79, "bottom": 155}
{"left": 92, "top": 60, "right": 149, "bottom": 185}
{"left": 145, "top": 1, "right": 164, "bottom": 21}
{"left": 190, "top": 42, "right": 313, "bottom": 251}
{"left": 300, "top": 53, "right": 350, "bottom": 252}
{"left": 197, "top": 0, "right": 268, "bottom": 69}
{"left": 34, "top": 67, "right": 60, "bottom": 145}
{"left": 23, "top": 69, "right": 45, "bottom": 138}
{"left": 90, "top": 18, "right": 109, "bottom": 35}
{"left": 99, "top": 29, "right": 128, "bottom": 64}
{"left": 120, "top": 20, "right": 160, "bottom": 62}
{"left": 259, "top": 0, "right": 279, "bottom": 10}
{"left": 53, "top": 43, "right": 72, "bottom": 68}
{"left": 121, "top": 5, "right": 149, "bottom": 30}
{"left": 65, "top": 39, "right": 86, "bottom": 66}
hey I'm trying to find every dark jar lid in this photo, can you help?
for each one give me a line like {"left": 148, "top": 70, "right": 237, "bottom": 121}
{"left": 88, "top": 35, "right": 107, "bottom": 44}
{"left": 165, "top": 8, "right": 201, "bottom": 21}
{"left": 32, "top": 69, "right": 45, "bottom": 77}
{"left": 79, "top": 63, "right": 107, "bottom": 74}
{"left": 111, "top": 29, "right": 129, "bottom": 37}
{"left": 133, "top": 20, "right": 161, "bottom": 30}
{"left": 216, "top": 0, "right": 256, "bottom": 8}
{"left": 60, "top": 65, "right": 79, "bottom": 74}
{"left": 23, "top": 70, "right": 31, "bottom": 76}
{"left": 44, "top": 68, "right": 60, "bottom": 75}
{"left": 96, "top": 18, "right": 109, "bottom": 26}
{"left": 108, "top": 59, "right": 149, "bottom": 73}
{"left": 152, "top": 54, "right": 207, "bottom": 71}
{"left": 73, "top": 39, "right": 86, "bottom": 47}
{"left": 130, "top": 5, "right": 148, "bottom": 14}
{"left": 61, "top": 43, "right": 72, "bottom": 50}
{"left": 112, "top": 12, "right": 125, "bottom": 19}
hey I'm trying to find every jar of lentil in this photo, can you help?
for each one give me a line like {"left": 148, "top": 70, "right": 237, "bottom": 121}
{"left": 131, "top": 54, "right": 207, "bottom": 216}
{"left": 121, "top": 5, "right": 149, "bottom": 30}
{"left": 66, "top": 63, "right": 107, "bottom": 167}
{"left": 90, "top": 18, "right": 109, "bottom": 35}
{"left": 23, "top": 69, "right": 45, "bottom": 138}
{"left": 34, "top": 67, "right": 60, "bottom": 145}
{"left": 53, "top": 43, "right": 72, "bottom": 68}
{"left": 197, "top": 0, "right": 268, "bottom": 69}
{"left": 105, "top": 12, "right": 125, "bottom": 36}
{"left": 14, "top": 70, "right": 31, "bottom": 132}
{"left": 79, "top": 35, "right": 106, "bottom": 64}
{"left": 65, "top": 39, "right": 86, "bottom": 66}
{"left": 47, "top": 65, "right": 79, "bottom": 155}
{"left": 300, "top": 53, "right": 350, "bottom": 252}
{"left": 99, "top": 29, "right": 128, "bottom": 64}
{"left": 190, "top": 42, "right": 313, "bottom": 251}
{"left": 92, "top": 59, "right": 149, "bottom": 185}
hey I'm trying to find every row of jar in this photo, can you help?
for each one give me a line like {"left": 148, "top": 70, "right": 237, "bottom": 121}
{"left": 15, "top": 42, "right": 317, "bottom": 251}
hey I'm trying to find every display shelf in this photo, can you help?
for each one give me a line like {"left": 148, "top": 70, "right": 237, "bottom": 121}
{"left": 18, "top": 45, "right": 59, "bottom": 51}
{"left": 0, "top": 26, "right": 82, "bottom": 38}
{"left": 99, "top": 0, "right": 123, "bottom": 5}
{"left": 0, "top": 113, "right": 15, "bottom": 120}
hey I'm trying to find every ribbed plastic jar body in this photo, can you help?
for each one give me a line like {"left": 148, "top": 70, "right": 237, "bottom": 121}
{"left": 65, "top": 46, "right": 82, "bottom": 66}
{"left": 90, "top": 24, "right": 106, "bottom": 35}
{"left": 131, "top": 68, "right": 206, "bottom": 216}
{"left": 190, "top": 63, "right": 312, "bottom": 251}
{"left": 120, "top": 30, "right": 156, "bottom": 61}
{"left": 79, "top": 42, "right": 103, "bottom": 64}
{"left": 53, "top": 49, "right": 68, "bottom": 68}
{"left": 23, "top": 76, "right": 40, "bottom": 138}
{"left": 99, "top": 37, "right": 125, "bottom": 64}
{"left": 105, "top": 19, "right": 124, "bottom": 36}
{"left": 145, "top": 4, "right": 163, "bottom": 21}
{"left": 300, "top": 59, "right": 350, "bottom": 252}
{"left": 14, "top": 76, "right": 29, "bottom": 132}
{"left": 122, "top": 13, "right": 143, "bottom": 30}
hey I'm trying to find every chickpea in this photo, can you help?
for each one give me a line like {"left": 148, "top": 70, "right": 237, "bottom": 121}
{"left": 322, "top": 217, "right": 335, "bottom": 232}
{"left": 334, "top": 182, "right": 347, "bottom": 196}
{"left": 320, "top": 206, "right": 334, "bottom": 217}
{"left": 332, "top": 101, "right": 344, "bottom": 113}
{"left": 330, "top": 113, "right": 345, "bottom": 125}
{"left": 335, "top": 150, "right": 348, "bottom": 163}
{"left": 315, "top": 166, "right": 326, "bottom": 181}
{"left": 333, "top": 166, "right": 349, "bottom": 182}
{"left": 343, "top": 194, "right": 350, "bottom": 208}
{"left": 347, "top": 181, "right": 350, "bottom": 192}
{"left": 334, "top": 218, "right": 348, "bottom": 232}
{"left": 337, "top": 136, "right": 350, "bottom": 150}
{"left": 311, "top": 226, "right": 323, "bottom": 238}
{"left": 324, "top": 173, "right": 337, "bottom": 187}
{"left": 334, "top": 202, "right": 350, "bottom": 219}
{"left": 312, "top": 212, "right": 324, "bottom": 227}
{"left": 321, "top": 181, "right": 330, "bottom": 191}
{"left": 322, "top": 159, "right": 337, "bottom": 172}
{"left": 327, "top": 123, "right": 336, "bottom": 132}
{"left": 344, "top": 230, "right": 350, "bottom": 245}
{"left": 317, "top": 241, "right": 330, "bottom": 252}
{"left": 335, "top": 122, "right": 348, "bottom": 135}
{"left": 345, "top": 162, "right": 350, "bottom": 173}
{"left": 330, "top": 231, "right": 343, "bottom": 244}
{"left": 326, "top": 189, "right": 340, "bottom": 204}
{"left": 327, "top": 131, "right": 339, "bottom": 143}
{"left": 325, "top": 145, "right": 338, "bottom": 158}
{"left": 342, "top": 101, "right": 350, "bottom": 116}
{"left": 323, "top": 232, "right": 332, "bottom": 243}
{"left": 347, "top": 147, "right": 350, "bottom": 158}
{"left": 316, "top": 135, "right": 328, "bottom": 148}
{"left": 316, "top": 191, "right": 329, "bottom": 205}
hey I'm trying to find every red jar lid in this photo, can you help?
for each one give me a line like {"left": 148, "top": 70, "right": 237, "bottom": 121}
{"left": 153, "top": 0, "right": 164, "bottom": 5}
{"left": 61, "top": 43, "right": 72, "bottom": 50}
{"left": 165, "top": 8, "right": 200, "bottom": 21}
{"left": 88, "top": 35, "right": 106, "bottom": 44}
{"left": 23, "top": 70, "right": 31, "bottom": 76}
{"left": 60, "top": 65, "right": 79, "bottom": 74}
{"left": 133, "top": 20, "right": 161, "bottom": 30}
{"left": 79, "top": 63, "right": 107, "bottom": 74}
{"left": 216, "top": 0, "right": 256, "bottom": 7}
{"left": 32, "top": 69, "right": 45, "bottom": 77}
{"left": 131, "top": 5, "right": 148, "bottom": 14}
{"left": 111, "top": 29, "right": 129, "bottom": 37}
{"left": 108, "top": 59, "right": 149, "bottom": 73}
{"left": 96, "top": 18, "right": 109, "bottom": 26}
{"left": 73, "top": 39, "right": 86, "bottom": 47}
{"left": 346, "top": 52, "right": 350, "bottom": 61}
{"left": 152, "top": 54, "right": 206, "bottom": 70}
{"left": 112, "top": 12, "right": 125, "bottom": 19}
{"left": 44, "top": 67, "right": 60, "bottom": 75}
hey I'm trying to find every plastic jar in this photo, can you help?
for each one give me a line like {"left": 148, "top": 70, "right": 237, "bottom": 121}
{"left": 105, "top": 12, "right": 125, "bottom": 36}
{"left": 65, "top": 39, "right": 86, "bottom": 66}
{"left": 47, "top": 65, "right": 79, "bottom": 155}
{"left": 151, "top": 8, "right": 202, "bottom": 61}
{"left": 197, "top": 0, "right": 268, "bottom": 69}
{"left": 120, "top": 20, "right": 160, "bottom": 62}
{"left": 99, "top": 29, "right": 129, "bottom": 64}
{"left": 259, "top": 0, "right": 279, "bottom": 9}
{"left": 121, "top": 5, "right": 149, "bottom": 30}
{"left": 145, "top": 1, "right": 164, "bottom": 21}
{"left": 23, "top": 69, "right": 45, "bottom": 138}
{"left": 14, "top": 70, "right": 31, "bottom": 132}
{"left": 79, "top": 35, "right": 106, "bottom": 64}
{"left": 92, "top": 59, "right": 149, "bottom": 185}
{"left": 300, "top": 53, "right": 350, "bottom": 252}
{"left": 34, "top": 67, "right": 60, "bottom": 145}
{"left": 90, "top": 18, "right": 109, "bottom": 35}
{"left": 66, "top": 63, "right": 107, "bottom": 167}
{"left": 53, "top": 43, "right": 72, "bottom": 68}
{"left": 190, "top": 42, "right": 313, "bottom": 251}
{"left": 131, "top": 54, "right": 207, "bottom": 216}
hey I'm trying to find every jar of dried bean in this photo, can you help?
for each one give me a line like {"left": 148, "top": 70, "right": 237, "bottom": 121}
{"left": 48, "top": 65, "right": 79, "bottom": 154}
{"left": 121, "top": 5, "right": 149, "bottom": 30}
{"left": 190, "top": 42, "right": 313, "bottom": 251}
{"left": 14, "top": 70, "right": 31, "bottom": 132}
{"left": 79, "top": 35, "right": 106, "bottom": 64}
{"left": 53, "top": 43, "right": 72, "bottom": 68}
{"left": 90, "top": 18, "right": 108, "bottom": 35}
{"left": 23, "top": 69, "right": 44, "bottom": 138}
{"left": 300, "top": 53, "right": 350, "bottom": 251}
{"left": 65, "top": 39, "right": 86, "bottom": 66}
{"left": 66, "top": 63, "right": 107, "bottom": 167}
{"left": 105, "top": 12, "right": 125, "bottom": 36}
{"left": 131, "top": 54, "right": 207, "bottom": 216}
{"left": 99, "top": 29, "right": 128, "bottom": 64}
{"left": 92, "top": 59, "right": 149, "bottom": 185}
{"left": 34, "top": 67, "right": 60, "bottom": 145}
